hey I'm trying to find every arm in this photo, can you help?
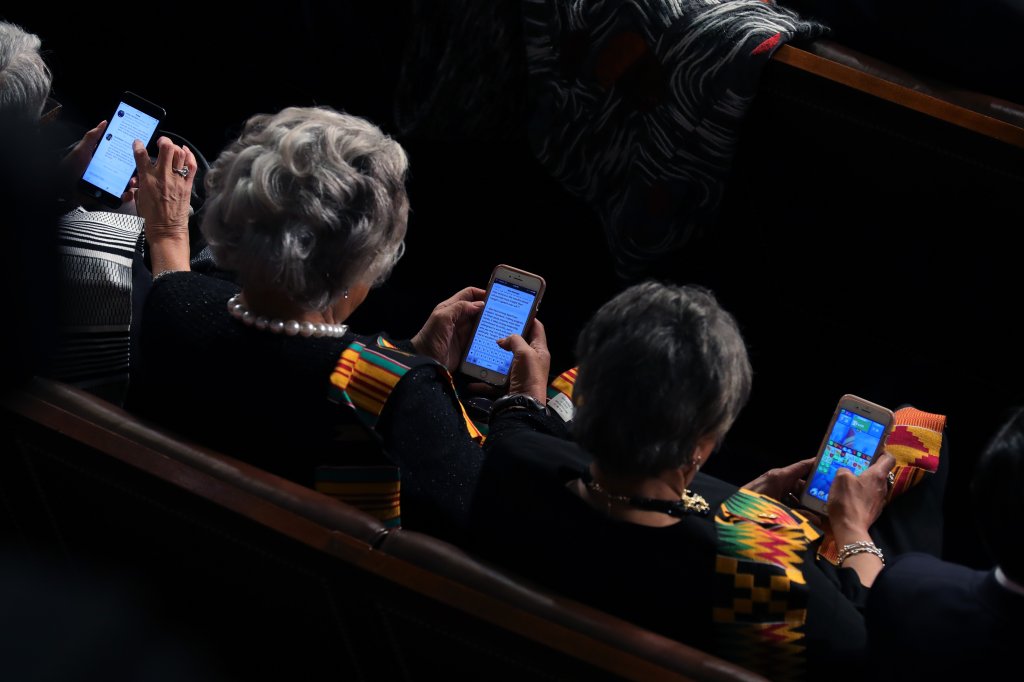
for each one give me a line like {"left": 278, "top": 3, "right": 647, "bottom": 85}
{"left": 132, "top": 136, "right": 196, "bottom": 276}
{"left": 825, "top": 451, "right": 896, "bottom": 587}
{"left": 485, "top": 319, "right": 570, "bottom": 447}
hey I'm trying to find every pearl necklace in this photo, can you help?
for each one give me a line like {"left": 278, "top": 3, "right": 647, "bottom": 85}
{"left": 227, "top": 293, "right": 349, "bottom": 338}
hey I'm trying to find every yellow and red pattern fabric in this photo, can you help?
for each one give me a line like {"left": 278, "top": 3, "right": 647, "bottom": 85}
{"left": 320, "top": 337, "right": 486, "bottom": 524}
{"left": 314, "top": 465, "right": 401, "bottom": 528}
{"left": 713, "top": 489, "right": 819, "bottom": 681}
{"left": 817, "top": 405, "right": 946, "bottom": 564}
{"left": 328, "top": 339, "right": 483, "bottom": 443}
{"left": 545, "top": 367, "right": 579, "bottom": 423}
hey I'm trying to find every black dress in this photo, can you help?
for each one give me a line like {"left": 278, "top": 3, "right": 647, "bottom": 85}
{"left": 472, "top": 414, "right": 872, "bottom": 679}
{"left": 128, "top": 271, "right": 484, "bottom": 540}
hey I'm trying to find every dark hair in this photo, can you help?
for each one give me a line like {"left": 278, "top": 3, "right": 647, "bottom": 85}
{"left": 971, "top": 407, "right": 1024, "bottom": 582}
{"left": 572, "top": 281, "right": 752, "bottom": 478}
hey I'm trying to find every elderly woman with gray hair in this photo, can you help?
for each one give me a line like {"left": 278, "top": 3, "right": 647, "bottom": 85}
{"left": 128, "top": 105, "right": 543, "bottom": 539}
{"left": 470, "top": 281, "right": 920, "bottom": 679}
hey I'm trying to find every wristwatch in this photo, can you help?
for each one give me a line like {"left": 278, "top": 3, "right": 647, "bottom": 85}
{"left": 490, "top": 392, "right": 547, "bottom": 417}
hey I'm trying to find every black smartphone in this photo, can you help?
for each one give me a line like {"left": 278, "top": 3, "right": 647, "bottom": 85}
{"left": 799, "top": 394, "right": 895, "bottom": 515}
{"left": 78, "top": 91, "right": 166, "bottom": 208}
{"left": 459, "top": 265, "right": 546, "bottom": 386}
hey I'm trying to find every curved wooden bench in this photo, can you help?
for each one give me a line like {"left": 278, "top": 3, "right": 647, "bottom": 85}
{"left": 0, "top": 378, "right": 764, "bottom": 682}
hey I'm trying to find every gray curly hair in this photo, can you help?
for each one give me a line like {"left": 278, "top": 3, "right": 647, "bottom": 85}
{"left": 573, "top": 281, "right": 752, "bottom": 478}
{"left": 0, "top": 21, "right": 52, "bottom": 119}
{"left": 201, "top": 106, "right": 409, "bottom": 311}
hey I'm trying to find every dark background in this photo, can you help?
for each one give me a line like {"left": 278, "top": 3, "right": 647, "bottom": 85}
{"left": 6, "top": 2, "right": 1024, "bottom": 572}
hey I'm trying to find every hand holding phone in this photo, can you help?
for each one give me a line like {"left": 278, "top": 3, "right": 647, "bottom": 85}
{"left": 799, "top": 394, "right": 895, "bottom": 515}
{"left": 411, "top": 286, "right": 488, "bottom": 370}
{"left": 495, "top": 318, "right": 551, "bottom": 401}
{"left": 459, "top": 265, "right": 546, "bottom": 386}
{"left": 79, "top": 91, "right": 166, "bottom": 208}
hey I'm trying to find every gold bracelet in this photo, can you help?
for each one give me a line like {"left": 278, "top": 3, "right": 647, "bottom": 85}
{"left": 836, "top": 540, "right": 885, "bottom": 566}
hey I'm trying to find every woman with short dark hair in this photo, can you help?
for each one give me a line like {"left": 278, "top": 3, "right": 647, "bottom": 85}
{"left": 471, "top": 281, "right": 904, "bottom": 679}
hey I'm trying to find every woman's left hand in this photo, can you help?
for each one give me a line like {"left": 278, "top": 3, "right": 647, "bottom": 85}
{"left": 743, "top": 457, "right": 816, "bottom": 502}
{"left": 411, "top": 287, "right": 487, "bottom": 370}
{"left": 132, "top": 136, "right": 196, "bottom": 275}
{"left": 61, "top": 120, "right": 107, "bottom": 194}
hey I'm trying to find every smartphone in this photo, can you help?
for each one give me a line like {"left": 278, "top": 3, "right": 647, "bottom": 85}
{"left": 799, "top": 394, "right": 895, "bottom": 514}
{"left": 460, "top": 265, "right": 546, "bottom": 386}
{"left": 79, "top": 91, "right": 166, "bottom": 208}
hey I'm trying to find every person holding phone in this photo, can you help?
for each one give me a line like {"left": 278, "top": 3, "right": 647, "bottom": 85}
{"left": 470, "top": 281, "right": 935, "bottom": 679}
{"left": 0, "top": 20, "right": 196, "bottom": 402}
{"left": 127, "top": 106, "right": 561, "bottom": 541}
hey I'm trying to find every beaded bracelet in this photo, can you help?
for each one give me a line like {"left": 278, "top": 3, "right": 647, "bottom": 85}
{"left": 837, "top": 540, "right": 885, "bottom": 567}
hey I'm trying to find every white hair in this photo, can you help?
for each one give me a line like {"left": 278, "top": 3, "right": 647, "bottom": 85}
{"left": 0, "top": 21, "right": 51, "bottom": 119}
{"left": 201, "top": 106, "right": 409, "bottom": 311}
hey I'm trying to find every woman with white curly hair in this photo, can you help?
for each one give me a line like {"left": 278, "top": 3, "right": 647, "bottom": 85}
{"left": 128, "top": 106, "right": 536, "bottom": 539}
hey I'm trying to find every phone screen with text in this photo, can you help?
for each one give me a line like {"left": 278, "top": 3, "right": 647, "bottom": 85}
{"left": 464, "top": 279, "right": 538, "bottom": 375}
{"left": 806, "top": 409, "right": 886, "bottom": 504}
{"left": 81, "top": 100, "right": 160, "bottom": 197}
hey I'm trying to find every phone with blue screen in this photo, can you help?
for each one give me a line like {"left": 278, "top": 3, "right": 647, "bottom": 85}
{"left": 460, "top": 265, "right": 546, "bottom": 386}
{"left": 799, "top": 394, "right": 895, "bottom": 514}
{"left": 78, "top": 91, "right": 165, "bottom": 208}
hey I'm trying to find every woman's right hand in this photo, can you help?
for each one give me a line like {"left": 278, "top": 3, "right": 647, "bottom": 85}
{"left": 496, "top": 319, "right": 551, "bottom": 403}
{"left": 826, "top": 451, "right": 895, "bottom": 542}
{"left": 132, "top": 136, "right": 196, "bottom": 275}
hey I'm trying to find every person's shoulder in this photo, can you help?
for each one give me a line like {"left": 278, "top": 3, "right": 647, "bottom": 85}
{"left": 150, "top": 270, "right": 239, "bottom": 302}
{"left": 876, "top": 548, "right": 978, "bottom": 581}
{"left": 488, "top": 428, "right": 589, "bottom": 477}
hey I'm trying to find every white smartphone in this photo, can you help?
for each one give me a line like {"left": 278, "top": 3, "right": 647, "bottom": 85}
{"left": 459, "top": 265, "right": 546, "bottom": 386}
{"left": 79, "top": 91, "right": 166, "bottom": 208}
{"left": 799, "top": 394, "right": 895, "bottom": 515}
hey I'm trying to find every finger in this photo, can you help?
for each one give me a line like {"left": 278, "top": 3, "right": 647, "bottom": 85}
{"left": 873, "top": 451, "right": 896, "bottom": 473}
{"left": 172, "top": 145, "right": 185, "bottom": 174}
{"left": 461, "top": 299, "right": 485, "bottom": 314}
{"left": 182, "top": 145, "right": 198, "bottom": 175}
{"left": 155, "top": 136, "right": 176, "bottom": 174}
{"left": 453, "top": 286, "right": 487, "bottom": 302}
{"left": 525, "top": 318, "right": 547, "bottom": 351}
{"left": 132, "top": 140, "right": 151, "bottom": 176}
{"left": 496, "top": 333, "right": 531, "bottom": 354}
{"left": 82, "top": 120, "right": 108, "bottom": 147}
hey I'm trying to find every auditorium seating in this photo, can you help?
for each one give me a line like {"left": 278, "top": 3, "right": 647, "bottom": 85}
{"left": 0, "top": 378, "right": 765, "bottom": 682}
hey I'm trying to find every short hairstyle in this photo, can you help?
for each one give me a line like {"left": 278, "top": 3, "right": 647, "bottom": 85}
{"left": 572, "top": 281, "right": 752, "bottom": 478}
{"left": 0, "top": 21, "right": 52, "bottom": 119}
{"left": 201, "top": 106, "right": 409, "bottom": 311}
{"left": 971, "top": 407, "right": 1024, "bottom": 583}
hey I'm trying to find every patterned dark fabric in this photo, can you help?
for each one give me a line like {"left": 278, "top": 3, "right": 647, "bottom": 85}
{"left": 48, "top": 208, "right": 144, "bottom": 401}
{"left": 522, "top": 0, "right": 825, "bottom": 277}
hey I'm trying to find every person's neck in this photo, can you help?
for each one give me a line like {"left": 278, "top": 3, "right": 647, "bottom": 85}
{"left": 576, "top": 464, "right": 692, "bottom": 528}
{"left": 241, "top": 288, "right": 345, "bottom": 326}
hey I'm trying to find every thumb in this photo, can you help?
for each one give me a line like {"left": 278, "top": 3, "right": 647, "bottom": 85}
{"left": 457, "top": 300, "right": 485, "bottom": 319}
{"left": 497, "top": 333, "right": 530, "bottom": 353}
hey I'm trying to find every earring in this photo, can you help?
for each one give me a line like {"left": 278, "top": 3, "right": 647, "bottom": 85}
{"left": 343, "top": 288, "right": 349, "bottom": 300}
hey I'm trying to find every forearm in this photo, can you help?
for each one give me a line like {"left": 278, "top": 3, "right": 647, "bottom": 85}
{"left": 147, "top": 232, "right": 190, "bottom": 276}
{"left": 833, "top": 524, "right": 884, "bottom": 587}
{"left": 485, "top": 406, "right": 570, "bottom": 452}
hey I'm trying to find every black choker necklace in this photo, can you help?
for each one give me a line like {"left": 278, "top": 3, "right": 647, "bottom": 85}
{"left": 583, "top": 475, "right": 709, "bottom": 517}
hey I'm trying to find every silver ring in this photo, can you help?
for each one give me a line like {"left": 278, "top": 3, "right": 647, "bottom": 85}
{"left": 887, "top": 471, "right": 896, "bottom": 488}
{"left": 173, "top": 166, "right": 189, "bottom": 178}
